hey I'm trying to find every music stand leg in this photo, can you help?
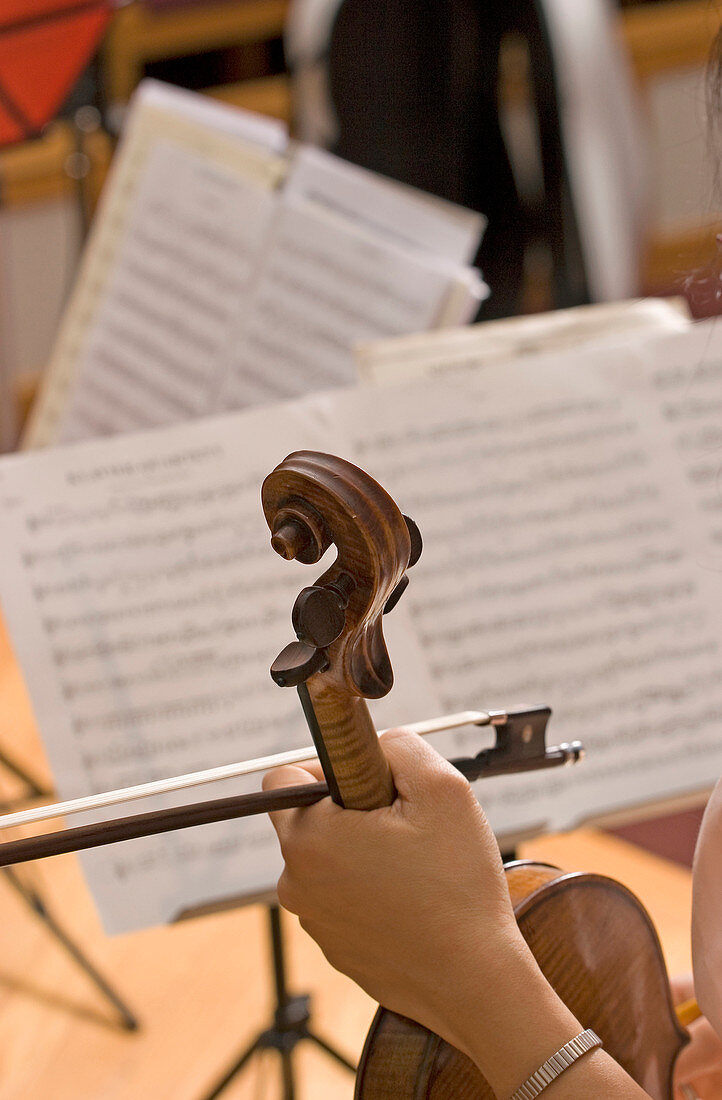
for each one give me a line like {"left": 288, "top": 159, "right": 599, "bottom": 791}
{"left": 0, "top": 746, "right": 50, "bottom": 798}
{"left": 3, "top": 867, "right": 138, "bottom": 1030}
{"left": 201, "top": 905, "right": 355, "bottom": 1100}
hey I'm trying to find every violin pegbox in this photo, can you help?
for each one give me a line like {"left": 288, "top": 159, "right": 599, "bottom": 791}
{"left": 263, "top": 452, "right": 421, "bottom": 697}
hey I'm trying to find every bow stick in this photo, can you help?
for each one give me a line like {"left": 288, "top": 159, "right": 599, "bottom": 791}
{"left": 0, "top": 706, "right": 581, "bottom": 867}
{"left": 0, "top": 710, "right": 502, "bottom": 832}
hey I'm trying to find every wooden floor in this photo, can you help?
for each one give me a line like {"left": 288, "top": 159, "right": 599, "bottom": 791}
{"left": 0, "top": 623, "right": 695, "bottom": 1100}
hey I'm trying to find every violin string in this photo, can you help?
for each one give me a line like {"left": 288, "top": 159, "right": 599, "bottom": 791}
{"left": 0, "top": 710, "right": 491, "bottom": 833}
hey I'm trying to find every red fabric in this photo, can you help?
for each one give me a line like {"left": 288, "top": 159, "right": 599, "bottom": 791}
{"left": 608, "top": 806, "right": 706, "bottom": 869}
{"left": 0, "top": 102, "right": 23, "bottom": 145}
{"left": 0, "top": 0, "right": 111, "bottom": 147}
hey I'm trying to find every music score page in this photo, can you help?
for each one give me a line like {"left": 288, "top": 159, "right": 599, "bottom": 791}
{"left": 23, "top": 81, "right": 486, "bottom": 451}
{"left": 23, "top": 83, "right": 287, "bottom": 450}
{"left": 2, "top": 321, "right": 722, "bottom": 929}
{"left": 342, "top": 324, "right": 722, "bottom": 838}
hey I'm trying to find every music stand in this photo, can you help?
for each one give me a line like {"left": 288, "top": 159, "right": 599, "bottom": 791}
{"left": 0, "top": 745, "right": 138, "bottom": 1029}
{"left": 2, "top": 866, "right": 138, "bottom": 1029}
{"left": 174, "top": 897, "right": 356, "bottom": 1100}
{"left": 0, "top": 1, "right": 113, "bottom": 148}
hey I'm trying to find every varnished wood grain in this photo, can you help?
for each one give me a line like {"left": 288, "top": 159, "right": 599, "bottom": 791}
{"left": 356, "top": 863, "right": 688, "bottom": 1099}
{"left": 263, "top": 452, "right": 412, "bottom": 810}
{"left": 523, "top": 829, "right": 694, "bottom": 977}
{"left": 305, "top": 681, "right": 395, "bottom": 810}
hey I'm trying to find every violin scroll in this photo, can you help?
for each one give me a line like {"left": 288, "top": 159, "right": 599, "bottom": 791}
{"left": 263, "top": 451, "right": 421, "bottom": 810}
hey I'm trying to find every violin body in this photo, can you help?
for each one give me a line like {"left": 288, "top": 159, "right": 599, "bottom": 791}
{"left": 356, "top": 861, "right": 688, "bottom": 1100}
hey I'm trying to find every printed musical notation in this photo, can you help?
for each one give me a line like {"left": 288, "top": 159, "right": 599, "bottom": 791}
{"left": 345, "top": 328, "right": 722, "bottom": 834}
{"left": 56, "top": 144, "right": 277, "bottom": 442}
{"left": 217, "top": 196, "right": 457, "bottom": 410}
{"left": 23, "top": 81, "right": 486, "bottom": 451}
{"left": 3, "top": 322, "right": 722, "bottom": 928}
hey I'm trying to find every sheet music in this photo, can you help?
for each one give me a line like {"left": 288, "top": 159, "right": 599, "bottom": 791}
{"left": 285, "top": 144, "right": 486, "bottom": 264}
{"left": 356, "top": 298, "right": 692, "bottom": 386}
{"left": 24, "top": 84, "right": 286, "bottom": 450}
{"left": 6, "top": 322, "right": 722, "bottom": 930}
{"left": 336, "top": 321, "right": 722, "bottom": 837}
{"left": 133, "top": 79, "right": 289, "bottom": 154}
{"left": 0, "top": 408, "right": 439, "bottom": 931}
{"left": 56, "top": 143, "right": 276, "bottom": 441}
{"left": 23, "top": 81, "right": 486, "bottom": 450}
{"left": 647, "top": 327, "right": 722, "bottom": 570}
{"left": 215, "top": 195, "right": 463, "bottom": 410}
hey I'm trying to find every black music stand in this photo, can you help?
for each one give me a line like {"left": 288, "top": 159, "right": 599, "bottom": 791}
{"left": 0, "top": 745, "right": 49, "bottom": 802}
{"left": 0, "top": 756, "right": 137, "bottom": 1029}
{"left": 202, "top": 905, "right": 355, "bottom": 1100}
{"left": 2, "top": 867, "right": 138, "bottom": 1030}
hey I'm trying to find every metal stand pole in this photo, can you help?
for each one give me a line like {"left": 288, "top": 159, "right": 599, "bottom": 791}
{"left": 202, "top": 905, "right": 356, "bottom": 1100}
{"left": 0, "top": 751, "right": 137, "bottom": 1029}
{"left": 3, "top": 867, "right": 138, "bottom": 1030}
{"left": 0, "top": 746, "right": 50, "bottom": 799}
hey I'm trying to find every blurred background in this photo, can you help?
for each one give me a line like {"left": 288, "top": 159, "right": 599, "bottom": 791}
{"left": 3, "top": 0, "right": 722, "bottom": 444}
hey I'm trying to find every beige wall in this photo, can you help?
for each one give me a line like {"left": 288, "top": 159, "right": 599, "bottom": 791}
{"left": 0, "top": 198, "right": 81, "bottom": 448}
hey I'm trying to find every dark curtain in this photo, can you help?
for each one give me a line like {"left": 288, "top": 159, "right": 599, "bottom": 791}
{"left": 327, "top": 0, "right": 589, "bottom": 318}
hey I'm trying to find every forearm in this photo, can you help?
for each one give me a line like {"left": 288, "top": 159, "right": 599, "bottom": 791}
{"left": 449, "top": 933, "right": 649, "bottom": 1099}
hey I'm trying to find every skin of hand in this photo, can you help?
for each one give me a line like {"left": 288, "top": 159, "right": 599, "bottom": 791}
{"left": 263, "top": 728, "right": 523, "bottom": 1050}
{"left": 263, "top": 729, "right": 648, "bottom": 1098}
{"left": 672, "top": 973, "right": 722, "bottom": 1099}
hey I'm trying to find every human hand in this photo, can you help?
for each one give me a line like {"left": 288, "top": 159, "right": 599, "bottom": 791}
{"left": 672, "top": 974, "right": 722, "bottom": 1099}
{"left": 263, "top": 728, "right": 527, "bottom": 1055}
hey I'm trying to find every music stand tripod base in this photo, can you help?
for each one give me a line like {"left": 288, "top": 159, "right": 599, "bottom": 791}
{"left": 0, "top": 748, "right": 137, "bottom": 1030}
{"left": 202, "top": 905, "right": 355, "bottom": 1100}
{"left": 3, "top": 867, "right": 138, "bottom": 1031}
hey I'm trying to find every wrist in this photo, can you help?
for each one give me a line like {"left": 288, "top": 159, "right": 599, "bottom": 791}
{"left": 445, "top": 929, "right": 582, "bottom": 1097}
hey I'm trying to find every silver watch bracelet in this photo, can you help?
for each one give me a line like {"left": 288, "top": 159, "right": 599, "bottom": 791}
{"left": 509, "top": 1029, "right": 603, "bottom": 1100}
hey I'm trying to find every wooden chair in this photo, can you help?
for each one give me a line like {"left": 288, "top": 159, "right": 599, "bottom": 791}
{"left": 621, "top": 0, "right": 722, "bottom": 295}
{"left": 102, "top": 0, "right": 291, "bottom": 124}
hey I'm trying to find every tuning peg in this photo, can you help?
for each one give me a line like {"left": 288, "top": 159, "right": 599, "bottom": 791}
{"left": 270, "top": 501, "right": 332, "bottom": 565}
{"left": 403, "top": 515, "right": 423, "bottom": 568}
{"left": 292, "top": 585, "right": 347, "bottom": 648}
{"left": 383, "top": 573, "right": 409, "bottom": 614}
{"left": 271, "top": 641, "right": 329, "bottom": 687}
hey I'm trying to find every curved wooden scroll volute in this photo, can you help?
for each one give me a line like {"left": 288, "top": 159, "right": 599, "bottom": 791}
{"left": 262, "top": 451, "right": 420, "bottom": 810}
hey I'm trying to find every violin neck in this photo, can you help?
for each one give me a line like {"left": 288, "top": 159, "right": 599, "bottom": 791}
{"left": 299, "top": 678, "right": 395, "bottom": 810}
